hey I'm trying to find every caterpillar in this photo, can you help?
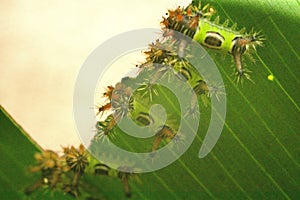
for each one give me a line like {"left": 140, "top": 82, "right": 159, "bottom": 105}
{"left": 162, "top": 2, "right": 264, "bottom": 82}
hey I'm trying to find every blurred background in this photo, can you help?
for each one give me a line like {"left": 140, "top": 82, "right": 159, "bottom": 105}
{"left": 0, "top": 0, "right": 189, "bottom": 150}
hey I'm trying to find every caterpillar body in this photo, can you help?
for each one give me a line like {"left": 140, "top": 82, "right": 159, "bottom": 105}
{"left": 162, "top": 3, "right": 263, "bottom": 82}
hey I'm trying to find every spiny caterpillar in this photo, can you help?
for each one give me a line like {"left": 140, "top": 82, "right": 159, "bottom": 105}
{"left": 25, "top": 145, "right": 139, "bottom": 198}
{"left": 92, "top": 2, "right": 241, "bottom": 168}
{"left": 93, "top": 1, "right": 256, "bottom": 170}
{"left": 161, "top": 1, "right": 264, "bottom": 82}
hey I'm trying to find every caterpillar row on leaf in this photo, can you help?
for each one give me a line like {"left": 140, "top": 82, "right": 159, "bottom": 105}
{"left": 161, "top": 2, "right": 264, "bottom": 82}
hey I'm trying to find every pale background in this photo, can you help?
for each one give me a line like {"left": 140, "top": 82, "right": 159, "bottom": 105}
{"left": 0, "top": 0, "right": 189, "bottom": 150}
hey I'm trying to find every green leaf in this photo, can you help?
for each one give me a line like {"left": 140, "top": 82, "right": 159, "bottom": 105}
{"left": 1, "top": 0, "right": 299, "bottom": 199}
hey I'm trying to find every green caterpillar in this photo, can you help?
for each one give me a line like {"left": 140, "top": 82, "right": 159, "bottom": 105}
{"left": 162, "top": 2, "right": 264, "bottom": 82}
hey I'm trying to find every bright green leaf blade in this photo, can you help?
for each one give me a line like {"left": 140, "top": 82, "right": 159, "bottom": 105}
{"left": 1, "top": 0, "right": 299, "bottom": 199}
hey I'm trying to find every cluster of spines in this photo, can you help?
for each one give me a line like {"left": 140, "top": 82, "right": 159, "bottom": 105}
{"left": 25, "top": 150, "right": 67, "bottom": 194}
{"left": 161, "top": 2, "right": 215, "bottom": 40}
{"left": 95, "top": 82, "right": 134, "bottom": 141}
{"left": 25, "top": 144, "right": 139, "bottom": 198}
{"left": 25, "top": 145, "right": 88, "bottom": 197}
